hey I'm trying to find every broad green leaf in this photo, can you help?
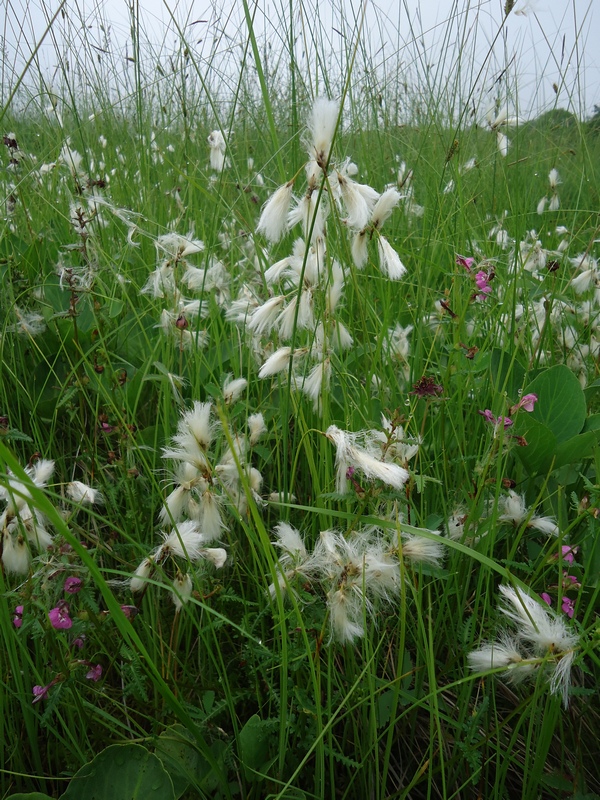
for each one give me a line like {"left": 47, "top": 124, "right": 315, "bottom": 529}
{"left": 238, "top": 714, "right": 272, "bottom": 782}
{"left": 155, "top": 724, "right": 204, "bottom": 799}
{"left": 60, "top": 743, "right": 175, "bottom": 800}
{"left": 554, "top": 431, "right": 600, "bottom": 469}
{"left": 582, "top": 414, "right": 600, "bottom": 432}
{"left": 515, "top": 416, "right": 557, "bottom": 475}
{"left": 5, "top": 794, "right": 54, "bottom": 800}
{"left": 523, "top": 364, "right": 586, "bottom": 443}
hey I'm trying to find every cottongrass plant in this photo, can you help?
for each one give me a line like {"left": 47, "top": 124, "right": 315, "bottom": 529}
{"left": 130, "top": 400, "right": 267, "bottom": 601}
{"left": 230, "top": 97, "right": 409, "bottom": 410}
{"left": 469, "top": 584, "right": 579, "bottom": 707}
{"left": 0, "top": 458, "right": 103, "bottom": 575}
{"left": 268, "top": 514, "right": 445, "bottom": 644}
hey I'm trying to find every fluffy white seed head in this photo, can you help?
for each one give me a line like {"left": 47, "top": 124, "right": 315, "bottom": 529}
{"left": 161, "top": 521, "right": 206, "bottom": 561}
{"left": 256, "top": 182, "right": 294, "bottom": 242}
{"left": 130, "top": 557, "right": 154, "bottom": 592}
{"left": 248, "top": 413, "right": 267, "bottom": 446}
{"left": 377, "top": 236, "right": 407, "bottom": 280}
{"left": 2, "top": 532, "right": 30, "bottom": 574}
{"left": 200, "top": 547, "right": 227, "bottom": 568}
{"left": 259, "top": 347, "right": 293, "bottom": 378}
{"left": 223, "top": 376, "right": 248, "bottom": 405}
{"left": 172, "top": 572, "right": 193, "bottom": 610}
{"left": 308, "top": 97, "right": 340, "bottom": 166}
{"left": 371, "top": 188, "right": 402, "bottom": 229}
{"left": 272, "top": 522, "right": 308, "bottom": 561}
{"left": 67, "top": 481, "right": 103, "bottom": 505}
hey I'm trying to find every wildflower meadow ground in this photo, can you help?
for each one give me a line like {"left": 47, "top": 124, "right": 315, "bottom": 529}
{"left": 1, "top": 0, "right": 600, "bottom": 797}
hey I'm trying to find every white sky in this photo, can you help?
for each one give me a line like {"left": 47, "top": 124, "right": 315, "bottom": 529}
{"left": 2, "top": 0, "right": 598, "bottom": 117}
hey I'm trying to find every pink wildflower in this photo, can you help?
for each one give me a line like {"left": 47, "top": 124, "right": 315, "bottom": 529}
{"left": 48, "top": 601, "right": 72, "bottom": 630}
{"left": 13, "top": 605, "right": 23, "bottom": 628}
{"left": 560, "top": 545, "right": 578, "bottom": 564}
{"left": 561, "top": 597, "right": 575, "bottom": 618}
{"left": 120, "top": 604, "right": 139, "bottom": 620}
{"left": 456, "top": 254, "right": 476, "bottom": 270}
{"left": 563, "top": 574, "right": 580, "bottom": 589}
{"left": 510, "top": 393, "right": 538, "bottom": 414}
{"left": 475, "top": 271, "right": 492, "bottom": 294}
{"left": 478, "top": 410, "right": 513, "bottom": 429}
{"left": 64, "top": 576, "right": 82, "bottom": 594}
{"left": 540, "top": 592, "right": 552, "bottom": 606}
{"left": 85, "top": 664, "right": 103, "bottom": 682}
{"left": 32, "top": 685, "right": 50, "bottom": 703}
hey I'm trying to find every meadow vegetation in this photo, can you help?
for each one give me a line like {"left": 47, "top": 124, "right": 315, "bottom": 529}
{"left": 1, "top": 1, "right": 600, "bottom": 798}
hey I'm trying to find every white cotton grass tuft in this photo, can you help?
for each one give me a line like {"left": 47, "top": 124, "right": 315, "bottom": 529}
{"left": 398, "top": 531, "right": 446, "bottom": 568}
{"left": 469, "top": 584, "right": 579, "bottom": 706}
{"left": 130, "top": 557, "right": 154, "bottom": 593}
{"left": 222, "top": 375, "right": 248, "bottom": 405}
{"left": 377, "top": 236, "right": 407, "bottom": 280}
{"left": 308, "top": 97, "right": 340, "bottom": 166}
{"left": 200, "top": 547, "right": 227, "bottom": 568}
{"left": 468, "top": 634, "right": 535, "bottom": 683}
{"left": 160, "top": 521, "right": 206, "bottom": 561}
{"left": 337, "top": 173, "right": 378, "bottom": 230}
{"left": 370, "top": 188, "right": 402, "bottom": 229}
{"left": 272, "top": 522, "right": 308, "bottom": 561}
{"left": 497, "top": 490, "right": 559, "bottom": 536}
{"left": 326, "top": 425, "right": 409, "bottom": 494}
{"left": 67, "top": 481, "right": 103, "bottom": 505}
{"left": 328, "top": 588, "right": 364, "bottom": 643}
{"left": 172, "top": 572, "right": 193, "bottom": 610}
{"left": 256, "top": 182, "right": 294, "bottom": 242}
{"left": 351, "top": 230, "right": 368, "bottom": 268}
{"left": 207, "top": 130, "right": 227, "bottom": 171}
{"left": 300, "top": 358, "right": 331, "bottom": 410}
{"left": 248, "top": 295, "right": 286, "bottom": 335}
{"left": 259, "top": 346, "right": 293, "bottom": 378}
{"left": 2, "top": 531, "right": 30, "bottom": 575}
{"left": 248, "top": 413, "right": 267, "bottom": 446}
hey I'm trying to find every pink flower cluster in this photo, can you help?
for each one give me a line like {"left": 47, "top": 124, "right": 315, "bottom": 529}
{"left": 456, "top": 254, "right": 495, "bottom": 299}
{"left": 479, "top": 394, "right": 538, "bottom": 432}
{"left": 540, "top": 546, "right": 581, "bottom": 619}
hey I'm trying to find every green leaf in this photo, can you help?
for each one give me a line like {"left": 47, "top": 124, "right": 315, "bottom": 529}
{"left": 490, "top": 348, "right": 526, "bottom": 400}
{"left": 108, "top": 298, "right": 124, "bottom": 318}
{"left": 515, "top": 416, "right": 557, "bottom": 475}
{"left": 554, "top": 431, "right": 600, "bottom": 469}
{"left": 582, "top": 414, "right": 600, "bottom": 432}
{"left": 155, "top": 724, "right": 204, "bottom": 799}
{"left": 5, "top": 794, "right": 54, "bottom": 800}
{"left": 60, "top": 743, "right": 175, "bottom": 800}
{"left": 524, "top": 364, "right": 586, "bottom": 443}
{"left": 237, "top": 714, "right": 272, "bottom": 782}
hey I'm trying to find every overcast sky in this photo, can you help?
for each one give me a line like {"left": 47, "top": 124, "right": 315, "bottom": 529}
{"left": 3, "top": 0, "right": 598, "bottom": 117}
